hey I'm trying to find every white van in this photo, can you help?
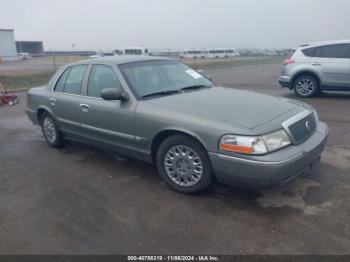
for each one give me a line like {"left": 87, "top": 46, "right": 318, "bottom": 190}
{"left": 123, "top": 47, "right": 148, "bottom": 55}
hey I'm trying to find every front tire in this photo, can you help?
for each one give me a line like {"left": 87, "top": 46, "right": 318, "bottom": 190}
{"left": 293, "top": 75, "right": 319, "bottom": 98}
{"left": 156, "top": 135, "right": 213, "bottom": 193}
{"left": 41, "top": 112, "right": 65, "bottom": 148}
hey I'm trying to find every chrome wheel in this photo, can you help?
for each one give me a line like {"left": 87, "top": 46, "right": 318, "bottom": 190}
{"left": 43, "top": 117, "right": 57, "bottom": 144}
{"left": 164, "top": 145, "right": 204, "bottom": 187}
{"left": 296, "top": 78, "right": 315, "bottom": 96}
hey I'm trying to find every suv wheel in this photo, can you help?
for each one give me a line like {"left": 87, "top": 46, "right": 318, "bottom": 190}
{"left": 156, "top": 135, "right": 213, "bottom": 193}
{"left": 41, "top": 112, "right": 65, "bottom": 148}
{"left": 293, "top": 75, "right": 319, "bottom": 98}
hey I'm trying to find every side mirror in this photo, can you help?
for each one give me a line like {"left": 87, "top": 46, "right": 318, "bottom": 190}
{"left": 101, "top": 88, "right": 129, "bottom": 102}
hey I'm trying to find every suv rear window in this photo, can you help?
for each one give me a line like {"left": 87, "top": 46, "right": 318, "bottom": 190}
{"left": 287, "top": 49, "right": 295, "bottom": 58}
{"left": 302, "top": 47, "right": 317, "bottom": 57}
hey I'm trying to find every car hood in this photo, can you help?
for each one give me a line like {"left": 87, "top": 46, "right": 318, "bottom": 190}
{"left": 145, "top": 86, "right": 306, "bottom": 129}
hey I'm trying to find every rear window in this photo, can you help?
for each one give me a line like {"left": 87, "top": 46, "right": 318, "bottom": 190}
{"left": 302, "top": 47, "right": 317, "bottom": 57}
{"left": 287, "top": 49, "right": 295, "bottom": 58}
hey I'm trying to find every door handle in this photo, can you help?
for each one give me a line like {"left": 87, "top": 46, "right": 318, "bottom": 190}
{"left": 80, "top": 103, "right": 90, "bottom": 112}
{"left": 49, "top": 98, "right": 56, "bottom": 106}
{"left": 312, "top": 62, "right": 322, "bottom": 66}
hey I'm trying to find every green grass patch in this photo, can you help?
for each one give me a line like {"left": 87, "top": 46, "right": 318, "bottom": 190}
{"left": 0, "top": 56, "right": 284, "bottom": 91}
{"left": 0, "top": 71, "right": 55, "bottom": 91}
{"left": 184, "top": 56, "right": 284, "bottom": 70}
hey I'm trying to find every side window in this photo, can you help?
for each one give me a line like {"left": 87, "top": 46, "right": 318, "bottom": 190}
{"left": 64, "top": 65, "right": 87, "bottom": 95}
{"left": 54, "top": 68, "right": 71, "bottom": 92}
{"left": 87, "top": 65, "right": 123, "bottom": 98}
{"left": 314, "top": 44, "right": 350, "bottom": 59}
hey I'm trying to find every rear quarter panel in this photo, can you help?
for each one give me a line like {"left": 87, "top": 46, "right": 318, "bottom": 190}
{"left": 282, "top": 49, "right": 313, "bottom": 77}
{"left": 26, "top": 65, "right": 70, "bottom": 124}
{"left": 26, "top": 86, "right": 54, "bottom": 124}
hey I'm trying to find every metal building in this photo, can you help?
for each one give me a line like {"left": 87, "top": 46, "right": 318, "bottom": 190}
{"left": 16, "top": 41, "right": 44, "bottom": 54}
{"left": 0, "top": 29, "right": 18, "bottom": 61}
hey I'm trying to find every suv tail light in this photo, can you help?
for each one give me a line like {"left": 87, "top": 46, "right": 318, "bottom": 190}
{"left": 283, "top": 58, "right": 295, "bottom": 65}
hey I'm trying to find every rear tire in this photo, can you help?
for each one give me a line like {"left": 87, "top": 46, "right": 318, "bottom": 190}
{"left": 293, "top": 75, "right": 319, "bottom": 98}
{"left": 41, "top": 112, "right": 65, "bottom": 148}
{"left": 156, "top": 135, "right": 213, "bottom": 194}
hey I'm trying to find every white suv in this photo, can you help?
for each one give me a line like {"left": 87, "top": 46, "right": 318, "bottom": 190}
{"left": 279, "top": 40, "right": 350, "bottom": 97}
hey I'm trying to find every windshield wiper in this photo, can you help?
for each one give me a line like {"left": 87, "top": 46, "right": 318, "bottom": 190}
{"left": 142, "top": 85, "right": 211, "bottom": 98}
{"left": 180, "top": 85, "right": 210, "bottom": 91}
{"left": 142, "top": 90, "right": 180, "bottom": 98}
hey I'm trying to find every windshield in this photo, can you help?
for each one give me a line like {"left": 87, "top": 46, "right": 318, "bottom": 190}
{"left": 118, "top": 60, "right": 213, "bottom": 98}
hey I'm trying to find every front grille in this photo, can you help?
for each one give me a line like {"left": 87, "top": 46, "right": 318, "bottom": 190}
{"left": 287, "top": 113, "right": 316, "bottom": 144}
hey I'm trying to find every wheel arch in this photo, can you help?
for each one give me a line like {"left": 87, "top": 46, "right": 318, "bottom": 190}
{"left": 36, "top": 106, "right": 55, "bottom": 123}
{"left": 150, "top": 128, "right": 209, "bottom": 164}
{"left": 291, "top": 70, "right": 321, "bottom": 90}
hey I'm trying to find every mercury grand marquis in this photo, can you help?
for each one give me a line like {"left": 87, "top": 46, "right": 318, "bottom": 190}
{"left": 26, "top": 56, "right": 328, "bottom": 193}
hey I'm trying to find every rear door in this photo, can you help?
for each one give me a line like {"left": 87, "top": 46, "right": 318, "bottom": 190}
{"left": 311, "top": 44, "right": 350, "bottom": 89}
{"left": 78, "top": 64, "right": 137, "bottom": 151}
{"left": 49, "top": 64, "right": 88, "bottom": 136}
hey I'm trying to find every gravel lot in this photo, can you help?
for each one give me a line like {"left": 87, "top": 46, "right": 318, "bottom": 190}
{"left": 0, "top": 63, "right": 349, "bottom": 254}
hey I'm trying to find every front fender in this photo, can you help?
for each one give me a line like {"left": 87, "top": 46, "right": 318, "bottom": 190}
{"left": 291, "top": 68, "right": 322, "bottom": 87}
{"left": 151, "top": 126, "right": 210, "bottom": 152}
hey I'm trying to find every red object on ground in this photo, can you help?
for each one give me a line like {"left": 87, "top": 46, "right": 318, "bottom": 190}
{"left": 0, "top": 81, "right": 19, "bottom": 106}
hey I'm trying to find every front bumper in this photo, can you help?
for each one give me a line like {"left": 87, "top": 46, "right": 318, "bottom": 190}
{"left": 279, "top": 76, "right": 292, "bottom": 89}
{"left": 209, "top": 121, "right": 329, "bottom": 187}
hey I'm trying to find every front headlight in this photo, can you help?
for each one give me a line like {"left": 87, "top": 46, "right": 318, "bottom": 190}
{"left": 262, "top": 129, "right": 291, "bottom": 152}
{"left": 220, "top": 129, "right": 291, "bottom": 155}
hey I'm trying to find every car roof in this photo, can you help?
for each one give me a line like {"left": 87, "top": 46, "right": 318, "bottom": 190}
{"left": 299, "top": 39, "right": 350, "bottom": 48}
{"left": 78, "top": 55, "right": 175, "bottom": 65}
